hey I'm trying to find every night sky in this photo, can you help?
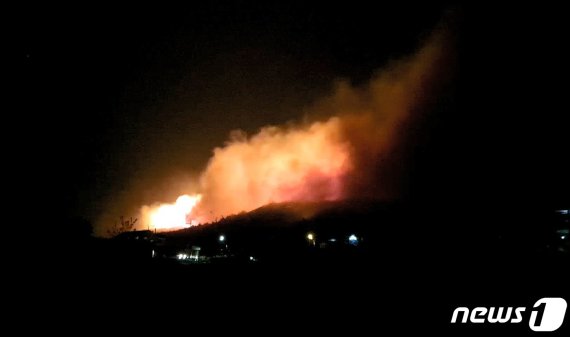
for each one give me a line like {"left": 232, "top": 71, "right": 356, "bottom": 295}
{"left": 20, "top": 3, "right": 569, "bottom": 230}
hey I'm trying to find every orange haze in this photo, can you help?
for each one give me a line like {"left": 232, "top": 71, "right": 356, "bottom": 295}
{"left": 139, "top": 29, "right": 452, "bottom": 231}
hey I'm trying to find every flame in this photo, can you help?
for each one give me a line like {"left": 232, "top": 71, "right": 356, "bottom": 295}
{"left": 142, "top": 194, "right": 202, "bottom": 230}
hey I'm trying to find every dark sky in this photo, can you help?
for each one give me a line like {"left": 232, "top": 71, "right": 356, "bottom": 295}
{"left": 20, "top": 2, "right": 569, "bottom": 226}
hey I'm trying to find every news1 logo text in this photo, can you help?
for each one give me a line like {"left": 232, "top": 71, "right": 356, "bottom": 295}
{"left": 451, "top": 297, "right": 567, "bottom": 332}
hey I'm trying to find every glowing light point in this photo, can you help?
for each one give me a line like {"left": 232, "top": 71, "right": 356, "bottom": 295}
{"left": 219, "top": 235, "right": 225, "bottom": 242}
{"left": 348, "top": 234, "right": 359, "bottom": 246}
{"left": 307, "top": 233, "right": 314, "bottom": 241}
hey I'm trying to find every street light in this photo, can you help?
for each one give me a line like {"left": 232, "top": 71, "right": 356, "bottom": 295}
{"left": 219, "top": 235, "right": 225, "bottom": 242}
{"left": 307, "top": 232, "right": 315, "bottom": 246}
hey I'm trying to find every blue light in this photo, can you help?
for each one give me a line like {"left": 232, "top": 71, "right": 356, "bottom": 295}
{"left": 348, "top": 234, "right": 358, "bottom": 244}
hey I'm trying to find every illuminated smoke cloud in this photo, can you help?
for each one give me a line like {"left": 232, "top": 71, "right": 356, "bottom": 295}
{"left": 194, "top": 117, "right": 352, "bottom": 220}
{"left": 140, "top": 29, "right": 453, "bottom": 230}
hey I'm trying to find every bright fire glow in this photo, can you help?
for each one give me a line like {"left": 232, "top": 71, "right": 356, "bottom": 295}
{"left": 143, "top": 194, "right": 202, "bottom": 230}
{"left": 127, "top": 30, "right": 450, "bottom": 235}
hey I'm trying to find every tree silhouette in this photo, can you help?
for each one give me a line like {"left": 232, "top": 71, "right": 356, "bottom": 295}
{"left": 107, "top": 216, "right": 138, "bottom": 237}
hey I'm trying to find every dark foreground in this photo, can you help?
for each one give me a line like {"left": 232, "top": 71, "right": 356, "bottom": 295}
{"left": 42, "top": 202, "right": 569, "bottom": 335}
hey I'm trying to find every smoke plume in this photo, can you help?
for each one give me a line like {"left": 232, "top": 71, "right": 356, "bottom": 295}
{"left": 134, "top": 27, "right": 454, "bottom": 231}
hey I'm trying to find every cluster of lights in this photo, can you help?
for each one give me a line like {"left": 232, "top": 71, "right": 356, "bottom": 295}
{"left": 306, "top": 232, "right": 359, "bottom": 244}
{"left": 177, "top": 253, "right": 189, "bottom": 260}
{"left": 177, "top": 253, "right": 199, "bottom": 261}
{"left": 174, "top": 231, "right": 368, "bottom": 263}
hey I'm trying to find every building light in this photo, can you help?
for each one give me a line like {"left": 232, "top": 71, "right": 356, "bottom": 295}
{"left": 348, "top": 234, "right": 359, "bottom": 245}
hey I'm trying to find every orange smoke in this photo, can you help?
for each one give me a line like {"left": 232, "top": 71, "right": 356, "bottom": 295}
{"left": 140, "top": 29, "right": 453, "bottom": 230}
{"left": 194, "top": 117, "right": 352, "bottom": 220}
